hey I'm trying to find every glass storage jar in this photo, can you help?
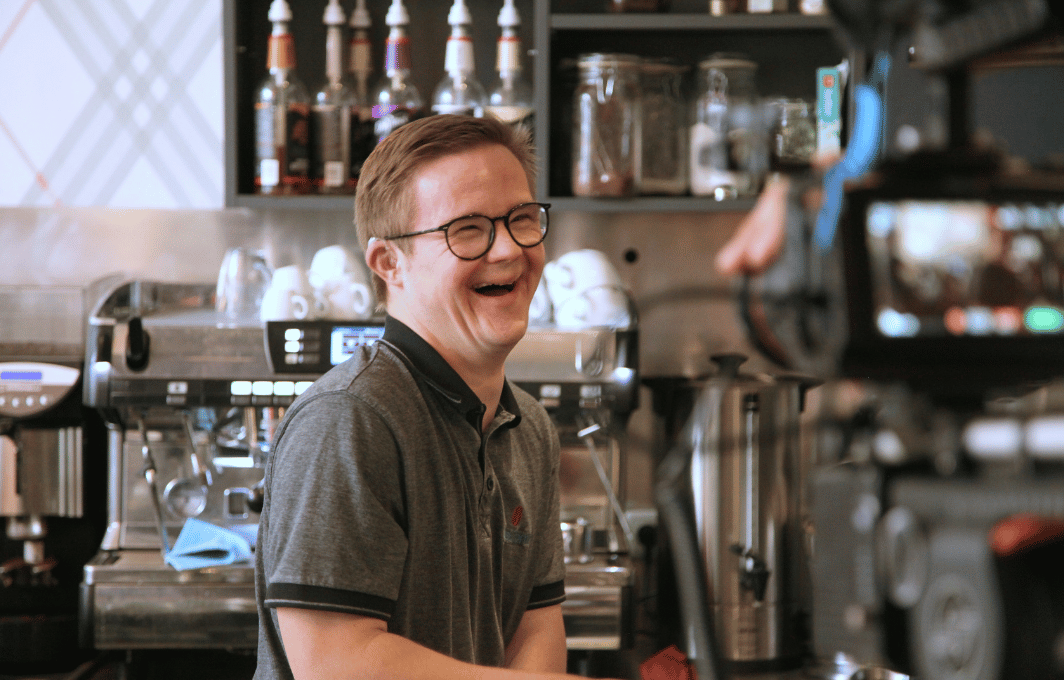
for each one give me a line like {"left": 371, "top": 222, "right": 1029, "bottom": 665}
{"left": 639, "top": 59, "right": 688, "bottom": 195}
{"left": 689, "top": 53, "right": 766, "bottom": 200}
{"left": 769, "top": 98, "right": 816, "bottom": 172}
{"left": 572, "top": 53, "right": 643, "bottom": 198}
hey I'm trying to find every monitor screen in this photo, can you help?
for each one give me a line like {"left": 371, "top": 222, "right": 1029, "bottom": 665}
{"left": 329, "top": 325, "right": 385, "bottom": 366}
{"left": 865, "top": 199, "right": 1064, "bottom": 339}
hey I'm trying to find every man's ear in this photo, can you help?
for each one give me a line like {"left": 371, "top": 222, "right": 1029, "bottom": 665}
{"left": 366, "top": 237, "right": 403, "bottom": 290}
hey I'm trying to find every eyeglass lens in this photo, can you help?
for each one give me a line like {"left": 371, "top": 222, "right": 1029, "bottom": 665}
{"left": 446, "top": 203, "right": 548, "bottom": 260}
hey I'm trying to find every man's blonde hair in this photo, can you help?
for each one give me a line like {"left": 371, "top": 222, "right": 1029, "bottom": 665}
{"left": 354, "top": 114, "right": 537, "bottom": 305}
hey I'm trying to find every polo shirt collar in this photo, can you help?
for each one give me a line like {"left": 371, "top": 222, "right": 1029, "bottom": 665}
{"left": 382, "top": 316, "right": 523, "bottom": 430}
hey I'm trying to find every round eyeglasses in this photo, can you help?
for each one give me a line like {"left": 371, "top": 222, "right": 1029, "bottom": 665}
{"left": 382, "top": 202, "right": 550, "bottom": 261}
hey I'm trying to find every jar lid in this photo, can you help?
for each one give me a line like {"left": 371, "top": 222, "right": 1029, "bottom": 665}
{"left": 577, "top": 52, "right": 643, "bottom": 69}
{"left": 698, "top": 52, "right": 756, "bottom": 71}
{"left": 640, "top": 57, "right": 688, "bottom": 75}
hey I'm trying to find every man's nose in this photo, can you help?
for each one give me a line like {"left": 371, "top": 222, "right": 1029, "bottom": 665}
{"left": 486, "top": 218, "right": 524, "bottom": 259}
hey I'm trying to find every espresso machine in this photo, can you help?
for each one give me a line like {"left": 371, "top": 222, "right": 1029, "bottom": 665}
{"left": 0, "top": 286, "right": 107, "bottom": 672}
{"left": 80, "top": 278, "right": 637, "bottom": 653}
{"left": 80, "top": 279, "right": 306, "bottom": 650}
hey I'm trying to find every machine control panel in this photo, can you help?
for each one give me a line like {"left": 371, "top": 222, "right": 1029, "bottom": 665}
{"left": 0, "top": 361, "right": 79, "bottom": 417}
{"left": 265, "top": 321, "right": 385, "bottom": 374}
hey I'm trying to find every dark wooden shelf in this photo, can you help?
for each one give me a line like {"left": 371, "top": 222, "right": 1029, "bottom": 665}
{"left": 547, "top": 196, "right": 756, "bottom": 213}
{"left": 549, "top": 12, "right": 836, "bottom": 31}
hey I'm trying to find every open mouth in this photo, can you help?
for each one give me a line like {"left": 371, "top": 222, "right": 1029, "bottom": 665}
{"left": 475, "top": 282, "right": 516, "bottom": 297}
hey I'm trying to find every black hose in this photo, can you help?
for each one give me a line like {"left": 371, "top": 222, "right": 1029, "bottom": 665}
{"left": 654, "top": 444, "right": 728, "bottom": 680}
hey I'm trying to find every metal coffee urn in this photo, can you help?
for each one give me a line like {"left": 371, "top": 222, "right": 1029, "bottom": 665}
{"left": 665, "top": 353, "right": 818, "bottom": 671}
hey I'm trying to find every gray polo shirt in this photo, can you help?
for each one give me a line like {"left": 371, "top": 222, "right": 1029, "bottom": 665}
{"left": 254, "top": 317, "right": 566, "bottom": 678}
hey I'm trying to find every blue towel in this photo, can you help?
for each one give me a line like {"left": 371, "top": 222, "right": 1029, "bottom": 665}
{"left": 164, "top": 518, "right": 253, "bottom": 571}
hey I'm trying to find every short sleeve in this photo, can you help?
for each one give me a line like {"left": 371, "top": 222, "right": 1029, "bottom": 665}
{"left": 259, "top": 390, "right": 409, "bottom": 620}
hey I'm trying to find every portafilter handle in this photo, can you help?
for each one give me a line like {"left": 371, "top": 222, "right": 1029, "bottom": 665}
{"left": 137, "top": 418, "right": 171, "bottom": 555}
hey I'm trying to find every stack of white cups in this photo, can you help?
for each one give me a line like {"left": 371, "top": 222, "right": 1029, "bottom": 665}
{"left": 259, "top": 245, "right": 374, "bottom": 322}
{"left": 540, "top": 249, "right": 632, "bottom": 330}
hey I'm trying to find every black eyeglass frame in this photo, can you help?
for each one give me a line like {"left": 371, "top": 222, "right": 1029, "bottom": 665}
{"left": 381, "top": 202, "right": 551, "bottom": 261}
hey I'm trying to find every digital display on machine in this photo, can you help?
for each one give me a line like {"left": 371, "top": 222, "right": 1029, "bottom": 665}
{"left": 1, "top": 370, "right": 43, "bottom": 381}
{"left": 865, "top": 199, "right": 1064, "bottom": 339}
{"left": 329, "top": 325, "right": 385, "bottom": 366}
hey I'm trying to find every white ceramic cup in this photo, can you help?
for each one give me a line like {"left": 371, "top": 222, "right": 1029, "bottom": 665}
{"left": 323, "top": 273, "right": 373, "bottom": 319}
{"left": 259, "top": 286, "right": 310, "bottom": 321}
{"left": 543, "top": 249, "right": 624, "bottom": 311}
{"left": 259, "top": 265, "right": 314, "bottom": 321}
{"left": 553, "top": 285, "right": 632, "bottom": 329}
{"left": 529, "top": 277, "right": 553, "bottom": 326}
{"left": 308, "top": 245, "right": 361, "bottom": 290}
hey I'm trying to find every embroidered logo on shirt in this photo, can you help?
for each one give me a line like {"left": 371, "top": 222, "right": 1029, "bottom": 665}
{"left": 511, "top": 505, "right": 523, "bottom": 527}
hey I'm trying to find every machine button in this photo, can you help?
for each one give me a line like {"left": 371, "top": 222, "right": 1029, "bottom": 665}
{"left": 273, "top": 381, "right": 295, "bottom": 396}
{"left": 230, "top": 381, "right": 253, "bottom": 396}
{"left": 284, "top": 328, "right": 303, "bottom": 341}
{"left": 284, "top": 340, "right": 302, "bottom": 353}
{"left": 11, "top": 398, "right": 20, "bottom": 408}
{"left": 252, "top": 381, "right": 274, "bottom": 396}
{"left": 39, "top": 395, "right": 48, "bottom": 406}
{"left": 25, "top": 396, "right": 34, "bottom": 407}
{"left": 295, "top": 381, "right": 313, "bottom": 395}
{"left": 167, "top": 381, "right": 188, "bottom": 395}
{"left": 540, "top": 384, "right": 562, "bottom": 399}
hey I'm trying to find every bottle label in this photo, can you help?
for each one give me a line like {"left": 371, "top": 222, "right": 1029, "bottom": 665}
{"left": 312, "top": 105, "right": 350, "bottom": 186}
{"left": 350, "top": 110, "right": 376, "bottom": 177}
{"left": 385, "top": 36, "right": 411, "bottom": 73}
{"left": 496, "top": 37, "right": 522, "bottom": 73}
{"left": 259, "top": 158, "right": 280, "bottom": 188}
{"left": 432, "top": 103, "right": 479, "bottom": 116}
{"left": 374, "top": 106, "right": 418, "bottom": 142}
{"left": 267, "top": 34, "right": 297, "bottom": 71}
{"left": 485, "top": 105, "right": 533, "bottom": 127}
{"left": 285, "top": 103, "right": 311, "bottom": 181}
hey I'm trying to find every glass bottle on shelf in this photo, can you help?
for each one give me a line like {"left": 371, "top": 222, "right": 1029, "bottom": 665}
{"left": 432, "top": 0, "right": 486, "bottom": 117}
{"left": 311, "top": 0, "right": 354, "bottom": 195}
{"left": 571, "top": 53, "right": 643, "bottom": 198}
{"left": 485, "top": 0, "right": 534, "bottom": 136}
{"left": 255, "top": 0, "right": 311, "bottom": 195}
{"left": 690, "top": 53, "right": 766, "bottom": 200}
{"left": 372, "top": 0, "right": 424, "bottom": 143}
{"left": 347, "top": 0, "right": 375, "bottom": 179}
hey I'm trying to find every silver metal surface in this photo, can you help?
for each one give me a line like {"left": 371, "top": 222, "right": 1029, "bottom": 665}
{"left": 685, "top": 358, "right": 813, "bottom": 665}
{"left": 1, "top": 427, "right": 83, "bottom": 518}
{"left": 82, "top": 549, "right": 632, "bottom": 651}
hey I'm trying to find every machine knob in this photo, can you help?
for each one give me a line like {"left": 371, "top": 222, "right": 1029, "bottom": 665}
{"left": 125, "top": 317, "right": 151, "bottom": 371}
{"left": 246, "top": 478, "right": 265, "bottom": 514}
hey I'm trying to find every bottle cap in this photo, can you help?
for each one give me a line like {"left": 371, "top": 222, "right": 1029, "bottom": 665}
{"left": 448, "top": 0, "right": 473, "bottom": 27}
{"left": 350, "top": 0, "right": 371, "bottom": 29}
{"left": 386, "top": 0, "right": 409, "bottom": 27}
{"left": 498, "top": 0, "right": 520, "bottom": 28}
{"left": 268, "top": 0, "right": 292, "bottom": 23}
{"left": 323, "top": 0, "right": 345, "bottom": 26}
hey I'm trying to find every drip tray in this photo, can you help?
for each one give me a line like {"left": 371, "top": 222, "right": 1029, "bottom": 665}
{"left": 81, "top": 550, "right": 633, "bottom": 651}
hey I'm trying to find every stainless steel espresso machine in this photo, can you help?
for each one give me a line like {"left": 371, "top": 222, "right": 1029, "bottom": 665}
{"left": 0, "top": 286, "right": 107, "bottom": 672}
{"left": 80, "top": 278, "right": 637, "bottom": 654}
{"left": 80, "top": 279, "right": 300, "bottom": 650}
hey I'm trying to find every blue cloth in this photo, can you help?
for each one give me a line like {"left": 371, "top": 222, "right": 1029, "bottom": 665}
{"left": 164, "top": 517, "right": 253, "bottom": 571}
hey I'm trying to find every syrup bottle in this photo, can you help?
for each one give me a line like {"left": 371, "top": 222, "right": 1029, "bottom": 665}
{"left": 311, "top": 0, "right": 354, "bottom": 194}
{"left": 347, "top": 0, "right": 375, "bottom": 178}
{"left": 431, "top": 0, "right": 487, "bottom": 117}
{"left": 372, "top": 0, "right": 424, "bottom": 143}
{"left": 485, "top": 0, "right": 534, "bottom": 135}
{"left": 255, "top": 0, "right": 310, "bottom": 195}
